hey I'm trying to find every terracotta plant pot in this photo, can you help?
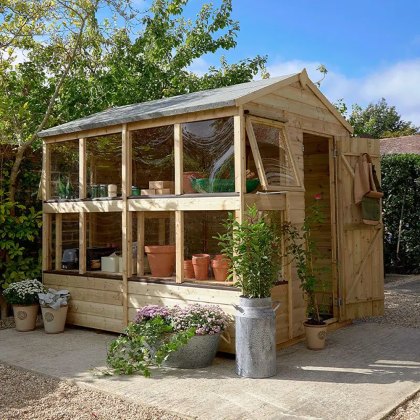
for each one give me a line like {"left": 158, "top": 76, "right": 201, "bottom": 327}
{"left": 145, "top": 245, "right": 176, "bottom": 277}
{"left": 304, "top": 322, "right": 327, "bottom": 350}
{"left": 211, "top": 255, "right": 230, "bottom": 281}
{"left": 12, "top": 304, "right": 39, "bottom": 332}
{"left": 192, "top": 254, "right": 210, "bottom": 280}
{"left": 184, "top": 260, "right": 195, "bottom": 279}
{"left": 41, "top": 305, "right": 68, "bottom": 334}
{"left": 183, "top": 172, "right": 205, "bottom": 194}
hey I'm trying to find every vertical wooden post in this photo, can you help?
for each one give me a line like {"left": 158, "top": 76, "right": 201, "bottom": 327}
{"left": 42, "top": 142, "right": 51, "bottom": 273}
{"left": 174, "top": 123, "right": 184, "bottom": 283}
{"left": 137, "top": 212, "right": 145, "bottom": 276}
{"left": 79, "top": 212, "right": 87, "bottom": 274}
{"left": 55, "top": 213, "right": 62, "bottom": 271}
{"left": 285, "top": 193, "right": 294, "bottom": 339}
{"left": 175, "top": 210, "right": 184, "bottom": 283}
{"left": 121, "top": 124, "right": 131, "bottom": 326}
{"left": 174, "top": 123, "right": 183, "bottom": 195}
{"left": 79, "top": 138, "right": 87, "bottom": 199}
{"left": 234, "top": 109, "right": 246, "bottom": 224}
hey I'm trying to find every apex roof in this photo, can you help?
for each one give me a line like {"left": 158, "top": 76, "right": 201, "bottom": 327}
{"left": 38, "top": 70, "right": 352, "bottom": 138}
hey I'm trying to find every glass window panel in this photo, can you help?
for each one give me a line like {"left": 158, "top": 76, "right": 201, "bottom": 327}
{"left": 132, "top": 126, "right": 174, "bottom": 196}
{"left": 86, "top": 135, "right": 122, "bottom": 198}
{"left": 251, "top": 122, "right": 298, "bottom": 187}
{"left": 50, "top": 140, "right": 79, "bottom": 199}
{"left": 183, "top": 118, "right": 235, "bottom": 194}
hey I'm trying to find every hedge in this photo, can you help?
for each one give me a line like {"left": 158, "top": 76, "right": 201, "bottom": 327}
{"left": 381, "top": 154, "right": 420, "bottom": 273}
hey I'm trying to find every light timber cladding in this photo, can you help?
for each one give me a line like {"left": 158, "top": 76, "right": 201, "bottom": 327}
{"left": 40, "top": 70, "right": 384, "bottom": 353}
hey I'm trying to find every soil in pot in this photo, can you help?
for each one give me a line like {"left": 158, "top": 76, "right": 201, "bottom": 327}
{"left": 192, "top": 254, "right": 210, "bottom": 280}
{"left": 211, "top": 255, "right": 230, "bottom": 281}
{"left": 304, "top": 321, "right": 327, "bottom": 350}
{"left": 183, "top": 172, "right": 205, "bottom": 194}
{"left": 12, "top": 304, "right": 39, "bottom": 332}
{"left": 145, "top": 245, "right": 176, "bottom": 277}
{"left": 184, "top": 260, "right": 195, "bottom": 279}
{"left": 41, "top": 305, "right": 68, "bottom": 334}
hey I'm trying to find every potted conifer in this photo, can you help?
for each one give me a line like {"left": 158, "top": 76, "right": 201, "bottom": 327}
{"left": 217, "top": 205, "right": 282, "bottom": 378}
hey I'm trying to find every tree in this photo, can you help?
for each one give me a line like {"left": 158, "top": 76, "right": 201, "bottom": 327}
{"left": 0, "top": 0, "right": 268, "bottom": 202}
{"left": 348, "top": 98, "right": 419, "bottom": 139}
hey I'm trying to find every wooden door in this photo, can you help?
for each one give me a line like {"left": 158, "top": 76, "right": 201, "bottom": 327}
{"left": 334, "top": 137, "right": 384, "bottom": 320}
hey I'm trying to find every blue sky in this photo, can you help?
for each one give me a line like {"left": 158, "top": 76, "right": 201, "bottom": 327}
{"left": 185, "top": 0, "right": 420, "bottom": 125}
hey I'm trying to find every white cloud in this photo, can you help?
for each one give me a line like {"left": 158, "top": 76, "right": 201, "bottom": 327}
{"left": 268, "top": 58, "right": 420, "bottom": 126}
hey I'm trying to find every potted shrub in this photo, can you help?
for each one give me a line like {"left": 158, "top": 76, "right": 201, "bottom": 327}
{"left": 106, "top": 303, "right": 231, "bottom": 376}
{"left": 38, "top": 288, "right": 70, "bottom": 334}
{"left": 282, "top": 195, "right": 328, "bottom": 350}
{"left": 217, "top": 205, "right": 282, "bottom": 378}
{"left": 3, "top": 279, "right": 45, "bottom": 332}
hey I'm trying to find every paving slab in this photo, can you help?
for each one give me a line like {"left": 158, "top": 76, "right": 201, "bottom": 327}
{"left": 0, "top": 323, "right": 419, "bottom": 420}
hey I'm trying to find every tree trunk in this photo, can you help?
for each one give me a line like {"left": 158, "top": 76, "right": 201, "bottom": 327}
{"left": 8, "top": 142, "right": 30, "bottom": 203}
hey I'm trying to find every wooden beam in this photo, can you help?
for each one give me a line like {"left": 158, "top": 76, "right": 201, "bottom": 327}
{"left": 43, "top": 124, "right": 123, "bottom": 144}
{"left": 43, "top": 200, "right": 123, "bottom": 214}
{"left": 42, "top": 142, "right": 51, "bottom": 200}
{"left": 245, "top": 118, "right": 269, "bottom": 190}
{"left": 55, "top": 213, "right": 62, "bottom": 271}
{"left": 175, "top": 210, "right": 184, "bottom": 283}
{"left": 174, "top": 123, "right": 183, "bottom": 195}
{"left": 121, "top": 124, "right": 130, "bottom": 325}
{"left": 42, "top": 213, "right": 51, "bottom": 271}
{"left": 128, "top": 195, "right": 241, "bottom": 212}
{"left": 234, "top": 110, "right": 246, "bottom": 195}
{"left": 128, "top": 106, "right": 238, "bottom": 132}
{"left": 137, "top": 212, "right": 145, "bottom": 276}
{"left": 79, "top": 138, "right": 87, "bottom": 199}
{"left": 79, "top": 213, "right": 87, "bottom": 274}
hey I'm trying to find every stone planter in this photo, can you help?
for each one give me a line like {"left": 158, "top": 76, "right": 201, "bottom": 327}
{"left": 12, "top": 304, "right": 39, "bottom": 332}
{"left": 41, "top": 305, "right": 68, "bottom": 334}
{"left": 163, "top": 333, "right": 221, "bottom": 369}
{"left": 145, "top": 245, "right": 176, "bottom": 277}
{"left": 304, "top": 322, "right": 327, "bottom": 350}
{"left": 235, "top": 296, "right": 280, "bottom": 378}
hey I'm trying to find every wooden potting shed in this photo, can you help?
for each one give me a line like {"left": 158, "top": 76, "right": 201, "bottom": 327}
{"left": 39, "top": 69, "right": 384, "bottom": 352}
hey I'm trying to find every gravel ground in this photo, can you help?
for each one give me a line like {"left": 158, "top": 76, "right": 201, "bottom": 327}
{"left": 0, "top": 274, "right": 418, "bottom": 419}
{"left": 0, "top": 363, "right": 185, "bottom": 420}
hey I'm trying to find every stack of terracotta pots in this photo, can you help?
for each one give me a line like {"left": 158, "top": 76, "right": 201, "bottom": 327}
{"left": 192, "top": 254, "right": 210, "bottom": 280}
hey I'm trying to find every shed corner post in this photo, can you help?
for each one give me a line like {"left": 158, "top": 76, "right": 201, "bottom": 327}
{"left": 234, "top": 107, "right": 246, "bottom": 223}
{"left": 174, "top": 123, "right": 184, "bottom": 283}
{"left": 122, "top": 124, "right": 132, "bottom": 326}
{"left": 42, "top": 141, "right": 52, "bottom": 273}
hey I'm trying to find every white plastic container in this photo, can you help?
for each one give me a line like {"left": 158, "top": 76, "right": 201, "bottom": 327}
{"left": 108, "top": 184, "right": 117, "bottom": 198}
{"left": 101, "top": 255, "right": 119, "bottom": 272}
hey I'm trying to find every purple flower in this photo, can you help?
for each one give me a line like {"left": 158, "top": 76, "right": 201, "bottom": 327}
{"left": 134, "top": 305, "right": 171, "bottom": 323}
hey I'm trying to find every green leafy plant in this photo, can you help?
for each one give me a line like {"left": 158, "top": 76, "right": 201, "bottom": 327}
{"left": 0, "top": 195, "right": 42, "bottom": 290}
{"left": 106, "top": 304, "right": 231, "bottom": 376}
{"left": 282, "top": 196, "right": 327, "bottom": 324}
{"left": 381, "top": 154, "right": 420, "bottom": 273}
{"left": 216, "top": 205, "right": 282, "bottom": 298}
{"left": 57, "top": 176, "right": 74, "bottom": 199}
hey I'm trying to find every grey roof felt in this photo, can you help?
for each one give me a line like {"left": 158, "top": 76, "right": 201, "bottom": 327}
{"left": 38, "top": 75, "right": 295, "bottom": 138}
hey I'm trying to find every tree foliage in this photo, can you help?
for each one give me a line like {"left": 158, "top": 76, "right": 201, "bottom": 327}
{"left": 349, "top": 98, "right": 419, "bottom": 138}
{"left": 382, "top": 154, "right": 420, "bottom": 273}
{"left": 0, "top": 0, "right": 267, "bottom": 201}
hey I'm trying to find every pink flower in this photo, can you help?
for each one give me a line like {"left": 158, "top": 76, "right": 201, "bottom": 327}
{"left": 314, "top": 193, "right": 322, "bottom": 200}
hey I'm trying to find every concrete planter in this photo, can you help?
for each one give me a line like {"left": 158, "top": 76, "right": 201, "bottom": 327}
{"left": 235, "top": 297, "right": 279, "bottom": 378}
{"left": 12, "top": 304, "right": 39, "bottom": 332}
{"left": 41, "top": 305, "right": 68, "bottom": 334}
{"left": 163, "top": 333, "right": 221, "bottom": 369}
{"left": 304, "top": 322, "right": 327, "bottom": 350}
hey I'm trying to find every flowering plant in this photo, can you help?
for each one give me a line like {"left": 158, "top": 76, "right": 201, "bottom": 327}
{"left": 3, "top": 279, "right": 46, "bottom": 305}
{"left": 171, "top": 304, "right": 230, "bottom": 335}
{"left": 107, "top": 304, "right": 231, "bottom": 376}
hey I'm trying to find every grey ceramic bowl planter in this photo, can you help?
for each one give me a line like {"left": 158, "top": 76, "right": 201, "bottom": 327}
{"left": 235, "top": 297, "right": 280, "bottom": 378}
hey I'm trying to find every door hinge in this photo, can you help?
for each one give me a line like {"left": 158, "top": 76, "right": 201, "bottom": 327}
{"left": 333, "top": 147, "right": 338, "bottom": 158}
{"left": 335, "top": 297, "right": 343, "bottom": 307}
